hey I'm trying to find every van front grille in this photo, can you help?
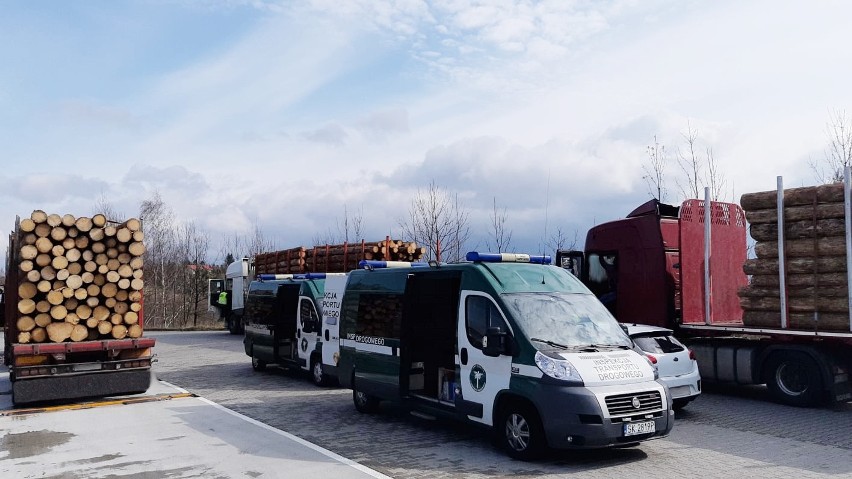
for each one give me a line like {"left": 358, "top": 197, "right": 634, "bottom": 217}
{"left": 604, "top": 391, "right": 663, "bottom": 417}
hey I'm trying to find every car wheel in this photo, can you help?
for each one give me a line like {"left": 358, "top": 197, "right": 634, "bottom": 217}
{"left": 311, "top": 359, "right": 327, "bottom": 387}
{"left": 498, "top": 403, "right": 545, "bottom": 460}
{"left": 251, "top": 356, "right": 267, "bottom": 372}
{"left": 765, "top": 351, "right": 824, "bottom": 407}
{"left": 352, "top": 378, "right": 379, "bottom": 413}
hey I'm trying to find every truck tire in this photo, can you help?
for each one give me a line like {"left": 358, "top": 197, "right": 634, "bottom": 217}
{"left": 497, "top": 402, "right": 546, "bottom": 460}
{"left": 765, "top": 351, "right": 824, "bottom": 407}
{"left": 352, "top": 377, "right": 379, "bottom": 413}
{"left": 228, "top": 315, "right": 239, "bottom": 335}
{"left": 251, "top": 356, "right": 267, "bottom": 372}
{"left": 311, "top": 358, "right": 328, "bottom": 387}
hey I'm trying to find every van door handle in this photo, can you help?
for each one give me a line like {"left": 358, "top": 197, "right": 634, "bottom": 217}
{"left": 461, "top": 348, "right": 468, "bottom": 365}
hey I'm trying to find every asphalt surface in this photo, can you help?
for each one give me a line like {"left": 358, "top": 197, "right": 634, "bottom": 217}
{"left": 149, "top": 330, "right": 852, "bottom": 479}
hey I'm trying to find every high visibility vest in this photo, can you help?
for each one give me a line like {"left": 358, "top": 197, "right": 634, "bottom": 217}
{"left": 218, "top": 291, "right": 228, "bottom": 305}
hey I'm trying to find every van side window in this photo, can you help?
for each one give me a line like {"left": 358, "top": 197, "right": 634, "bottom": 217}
{"left": 300, "top": 298, "right": 319, "bottom": 333}
{"left": 466, "top": 295, "right": 504, "bottom": 349}
{"left": 356, "top": 294, "right": 402, "bottom": 339}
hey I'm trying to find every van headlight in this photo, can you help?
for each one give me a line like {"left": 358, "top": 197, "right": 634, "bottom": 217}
{"left": 535, "top": 351, "right": 583, "bottom": 382}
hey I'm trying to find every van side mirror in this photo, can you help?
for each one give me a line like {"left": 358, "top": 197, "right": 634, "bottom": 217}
{"left": 483, "top": 326, "right": 508, "bottom": 357}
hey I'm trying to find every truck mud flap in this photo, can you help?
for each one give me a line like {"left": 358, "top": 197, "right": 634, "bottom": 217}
{"left": 12, "top": 369, "right": 152, "bottom": 406}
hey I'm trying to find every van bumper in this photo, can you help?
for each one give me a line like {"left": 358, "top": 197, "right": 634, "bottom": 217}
{"left": 535, "top": 381, "right": 673, "bottom": 449}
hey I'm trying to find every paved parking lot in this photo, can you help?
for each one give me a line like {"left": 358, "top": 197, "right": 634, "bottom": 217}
{"left": 150, "top": 331, "right": 852, "bottom": 479}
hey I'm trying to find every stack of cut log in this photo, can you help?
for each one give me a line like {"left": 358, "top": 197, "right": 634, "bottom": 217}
{"left": 13, "top": 211, "right": 146, "bottom": 343}
{"left": 356, "top": 294, "right": 403, "bottom": 338}
{"left": 739, "top": 184, "right": 850, "bottom": 331}
{"left": 254, "top": 238, "right": 426, "bottom": 275}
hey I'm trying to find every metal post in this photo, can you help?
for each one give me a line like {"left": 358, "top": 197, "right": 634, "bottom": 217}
{"left": 845, "top": 167, "right": 852, "bottom": 332}
{"left": 704, "top": 188, "right": 712, "bottom": 325}
{"left": 777, "top": 176, "right": 787, "bottom": 329}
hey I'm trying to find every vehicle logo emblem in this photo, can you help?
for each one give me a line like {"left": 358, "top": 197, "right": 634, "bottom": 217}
{"left": 470, "top": 364, "right": 487, "bottom": 392}
{"left": 301, "top": 338, "right": 309, "bottom": 352}
{"left": 632, "top": 397, "right": 641, "bottom": 409}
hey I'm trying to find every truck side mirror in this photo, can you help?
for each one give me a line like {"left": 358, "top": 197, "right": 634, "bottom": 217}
{"left": 483, "top": 326, "right": 508, "bottom": 357}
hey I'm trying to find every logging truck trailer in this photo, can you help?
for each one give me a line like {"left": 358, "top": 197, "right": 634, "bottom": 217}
{"left": 4, "top": 213, "right": 155, "bottom": 406}
{"left": 208, "top": 257, "right": 251, "bottom": 335}
{"left": 556, "top": 179, "right": 852, "bottom": 408}
{"left": 243, "top": 272, "right": 343, "bottom": 386}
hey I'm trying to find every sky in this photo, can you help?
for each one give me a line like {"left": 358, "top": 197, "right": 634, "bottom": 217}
{"left": 2, "top": 0, "right": 852, "bottom": 267}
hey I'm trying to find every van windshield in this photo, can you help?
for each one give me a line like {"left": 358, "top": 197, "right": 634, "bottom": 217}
{"left": 501, "top": 292, "right": 631, "bottom": 349}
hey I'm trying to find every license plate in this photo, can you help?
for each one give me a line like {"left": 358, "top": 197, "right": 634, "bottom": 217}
{"left": 624, "top": 420, "right": 655, "bottom": 436}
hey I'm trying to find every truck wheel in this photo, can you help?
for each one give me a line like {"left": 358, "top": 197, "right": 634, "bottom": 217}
{"left": 252, "top": 356, "right": 267, "bottom": 372}
{"left": 311, "top": 359, "right": 327, "bottom": 387}
{"left": 765, "top": 351, "right": 824, "bottom": 407}
{"left": 497, "top": 403, "right": 545, "bottom": 460}
{"left": 353, "top": 379, "right": 379, "bottom": 413}
{"left": 228, "top": 316, "right": 239, "bottom": 335}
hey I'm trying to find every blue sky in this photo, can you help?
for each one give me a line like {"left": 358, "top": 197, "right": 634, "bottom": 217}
{"left": 2, "top": 0, "right": 852, "bottom": 266}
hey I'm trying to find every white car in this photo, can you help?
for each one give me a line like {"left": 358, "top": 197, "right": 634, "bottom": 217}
{"left": 626, "top": 324, "right": 701, "bottom": 410}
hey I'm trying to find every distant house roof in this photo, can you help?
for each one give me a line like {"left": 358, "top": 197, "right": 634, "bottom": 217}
{"left": 187, "top": 264, "right": 214, "bottom": 271}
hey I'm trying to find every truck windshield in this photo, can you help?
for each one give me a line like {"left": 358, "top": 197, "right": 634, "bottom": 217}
{"left": 502, "top": 292, "right": 631, "bottom": 349}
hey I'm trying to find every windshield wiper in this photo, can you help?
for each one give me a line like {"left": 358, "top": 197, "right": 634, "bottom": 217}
{"left": 574, "top": 344, "right": 632, "bottom": 351}
{"left": 530, "top": 338, "right": 568, "bottom": 349}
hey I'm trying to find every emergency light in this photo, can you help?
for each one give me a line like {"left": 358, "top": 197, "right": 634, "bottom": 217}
{"left": 465, "top": 252, "right": 552, "bottom": 264}
{"left": 257, "top": 273, "right": 327, "bottom": 281}
{"left": 359, "top": 260, "right": 429, "bottom": 269}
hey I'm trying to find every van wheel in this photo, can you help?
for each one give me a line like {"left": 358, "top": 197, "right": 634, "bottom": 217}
{"left": 498, "top": 404, "right": 545, "bottom": 460}
{"left": 311, "top": 359, "right": 327, "bottom": 387}
{"left": 353, "top": 380, "right": 379, "bottom": 413}
{"left": 765, "top": 351, "right": 824, "bottom": 407}
{"left": 251, "top": 356, "right": 267, "bottom": 372}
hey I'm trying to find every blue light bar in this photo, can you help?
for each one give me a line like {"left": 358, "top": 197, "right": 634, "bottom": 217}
{"left": 465, "top": 252, "right": 552, "bottom": 264}
{"left": 359, "top": 260, "right": 429, "bottom": 269}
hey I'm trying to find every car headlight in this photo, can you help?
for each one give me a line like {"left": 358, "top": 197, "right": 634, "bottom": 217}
{"left": 535, "top": 351, "right": 583, "bottom": 382}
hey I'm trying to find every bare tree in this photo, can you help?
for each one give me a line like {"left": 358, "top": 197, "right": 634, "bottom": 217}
{"left": 545, "top": 227, "right": 579, "bottom": 253}
{"left": 178, "top": 221, "right": 211, "bottom": 328}
{"left": 246, "top": 221, "right": 275, "bottom": 258}
{"left": 400, "top": 181, "right": 470, "bottom": 262}
{"left": 140, "top": 191, "right": 177, "bottom": 328}
{"left": 486, "top": 197, "right": 513, "bottom": 253}
{"left": 810, "top": 109, "right": 852, "bottom": 183}
{"left": 644, "top": 135, "right": 668, "bottom": 202}
{"left": 677, "top": 123, "right": 702, "bottom": 200}
{"left": 705, "top": 146, "right": 727, "bottom": 201}
{"left": 337, "top": 204, "right": 365, "bottom": 243}
{"left": 93, "top": 191, "right": 125, "bottom": 222}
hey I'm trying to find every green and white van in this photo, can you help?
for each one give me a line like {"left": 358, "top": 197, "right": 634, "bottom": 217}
{"left": 337, "top": 253, "right": 673, "bottom": 459}
{"left": 243, "top": 273, "right": 344, "bottom": 386}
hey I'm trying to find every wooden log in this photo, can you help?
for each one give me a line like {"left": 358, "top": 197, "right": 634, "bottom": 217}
{"left": 742, "top": 310, "right": 850, "bottom": 331}
{"left": 129, "top": 302, "right": 142, "bottom": 313}
{"left": 743, "top": 257, "right": 848, "bottom": 275}
{"left": 105, "top": 297, "right": 117, "bottom": 309}
{"left": 56, "top": 268, "right": 70, "bottom": 281}
{"left": 92, "top": 213, "right": 107, "bottom": 228}
{"left": 66, "top": 274, "right": 83, "bottom": 290}
{"left": 121, "top": 218, "right": 141, "bottom": 232}
{"left": 67, "top": 227, "right": 79, "bottom": 238}
{"left": 46, "top": 322, "right": 73, "bottom": 342}
{"left": 739, "top": 284, "right": 848, "bottom": 299}
{"left": 85, "top": 317, "right": 99, "bottom": 329}
{"left": 35, "top": 237, "right": 53, "bottom": 254}
{"left": 104, "top": 225, "right": 117, "bottom": 237}
{"left": 21, "top": 244, "right": 39, "bottom": 260}
{"left": 74, "top": 216, "right": 92, "bottom": 232}
{"left": 111, "top": 324, "right": 128, "bottom": 339}
{"left": 47, "top": 214, "right": 61, "bottom": 227}
{"left": 754, "top": 237, "right": 847, "bottom": 258}
{"left": 19, "top": 260, "right": 34, "bottom": 272}
{"left": 64, "top": 298, "right": 78, "bottom": 311}
{"left": 739, "top": 295, "right": 849, "bottom": 313}
{"left": 50, "top": 304, "right": 68, "bottom": 320}
{"left": 36, "top": 279, "right": 51, "bottom": 293}
{"left": 40, "top": 265, "right": 56, "bottom": 281}
{"left": 23, "top": 233, "right": 37, "bottom": 245}
{"left": 20, "top": 218, "right": 36, "bottom": 232}
{"left": 34, "top": 314, "right": 52, "bottom": 328}
{"left": 81, "top": 271, "right": 94, "bottom": 284}
{"left": 132, "top": 269, "right": 143, "bottom": 280}
{"left": 107, "top": 248, "right": 119, "bottom": 260}
{"left": 128, "top": 324, "right": 143, "bottom": 338}
{"left": 86, "top": 284, "right": 100, "bottom": 297}
{"left": 76, "top": 304, "right": 92, "bottom": 320}
{"left": 124, "top": 311, "right": 139, "bottom": 325}
{"left": 98, "top": 264, "right": 108, "bottom": 274}
{"left": 745, "top": 203, "right": 846, "bottom": 225}
{"left": 67, "top": 262, "right": 82, "bottom": 276}
{"left": 750, "top": 218, "right": 846, "bottom": 242}
{"left": 98, "top": 321, "right": 113, "bottom": 335}
{"left": 75, "top": 236, "right": 89, "bottom": 250}
{"left": 51, "top": 244, "right": 65, "bottom": 257}
{"left": 35, "top": 300, "right": 51, "bottom": 313}
{"left": 34, "top": 223, "right": 51, "bottom": 238}
{"left": 31, "top": 327, "right": 47, "bottom": 343}
{"left": 62, "top": 287, "right": 75, "bottom": 299}
{"left": 741, "top": 183, "right": 845, "bottom": 210}
{"left": 92, "top": 242, "right": 106, "bottom": 254}
{"left": 132, "top": 230, "right": 144, "bottom": 242}
{"left": 93, "top": 274, "right": 106, "bottom": 286}
{"left": 84, "top": 261, "right": 97, "bottom": 273}
{"left": 94, "top": 253, "right": 108, "bottom": 265}
{"left": 35, "top": 253, "right": 51, "bottom": 267}
{"left": 86, "top": 297, "right": 100, "bottom": 308}
{"left": 118, "top": 278, "right": 130, "bottom": 290}
{"left": 50, "top": 226, "right": 67, "bottom": 242}
{"left": 93, "top": 305, "right": 110, "bottom": 321}
{"left": 18, "top": 299, "right": 36, "bottom": 314}
{"left": 31, "top": 210, "right": 48, "bottom": 223}
{"left": 108, "top": 313, "right": 122, "bottom": 325}
{"left": 65, "top": 312, "right": 79, "bottom": 325}
{"left": 17, "top": 331, "right": 31, "bottom": 344}
{"left": 130, "top": 278, "right": 144, "bottom": 291}
{"left": 102, "top": 283, "right": 118, "bottom": 298}
{"left": 106, "top": 271, "right": 120, "bottom": 283}
{"left": 17, "top": 316, "right": 35, "bottom": 332}
{"left": 65, "top": 248, "right": 81, "bottom": 262}
{"left": 130, "top": 256, "right": 143, "bottom": 269}
{"left": 52, "top": 255, "right": 69, "bottom": 270}
{"left": 74, "top": 288, "right": 87, "bottom": 301}
{"left": 62, "top": 237, "right": 75, "bottom": 249}
{"left": 18, "top": 282, "right": 37, "bottom": 300}
{"left": 118, "top": 253, "right": 132, "bottom": 264}
{"left": 115, "top": 290, "right": 128, "bottom": 302}
{"left": 26, "top": 270, "right": 41, "bottom": 283}
{"left": 61, "top": 214, "right": 75, "bottom": 227}
{"left": 89, "top": 228, "right": 105, "bottom": 241}
{"left": 46, "top": 289, "right": 64, "bottom": 306}
{"left": 129, "top": 291, "right": 142, "bottom": 302}
{"left": 116, "top": 228, "right": 132, "bottom": 243}
{"left": 128, "top": 242, "right": 145, "bottom": 256}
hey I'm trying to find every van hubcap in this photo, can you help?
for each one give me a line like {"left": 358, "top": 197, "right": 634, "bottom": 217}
{"left": 505, "top": 413, "right": 530, "bottom": 451}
